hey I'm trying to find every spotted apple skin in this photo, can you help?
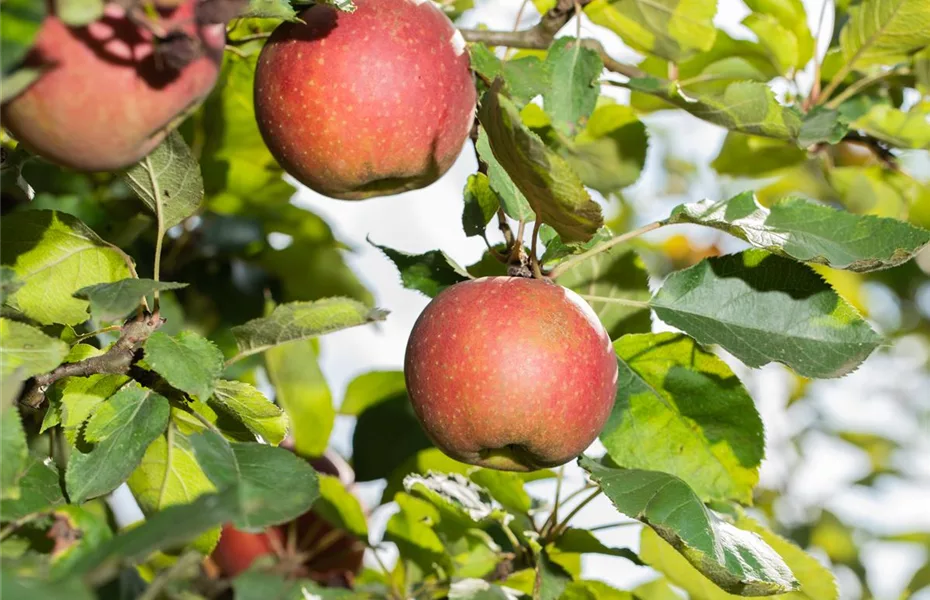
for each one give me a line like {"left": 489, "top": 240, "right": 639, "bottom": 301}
{"left": 253, "top": 0, "right": 476, "bottom": 200}
{"left": 404, "top": 277, "right": 619, "bottom": 471}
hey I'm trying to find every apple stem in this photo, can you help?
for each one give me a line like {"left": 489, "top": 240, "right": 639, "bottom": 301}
{"left": 508, "top": 219, "right": 527, "bottom": 263}
{"left": 548, "top": 221, "right": 662, "bottom": 280}
{"left": 530, "top": 220, "right": 544, "bottom": 279}
{"left": 540, "top": 466, "right": 566, "bottom": 537}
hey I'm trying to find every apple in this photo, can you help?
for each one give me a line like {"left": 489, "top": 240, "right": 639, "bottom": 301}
{"left": 253, "top": 0, "right": 476, "bottom": 200}
{"left": 404, "top": 277, "right": 619, "bottom": 471}
{"left": 0, "top": 1, "right": 224, "bottom": 172}
{"left": 210, "top": 450, "right": 364, "bottom": 587}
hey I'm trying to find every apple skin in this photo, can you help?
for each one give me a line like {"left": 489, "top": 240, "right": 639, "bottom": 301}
{"left": 253, "top": 0, "right": 476, "bottom": 200}
{"left": 0, "top": 1, "right": 224, "bottom": 172}
{"left": 404, "top": 277, "right": 619, "bottom": 471}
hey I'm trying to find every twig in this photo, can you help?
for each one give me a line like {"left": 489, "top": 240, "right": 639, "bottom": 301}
{"left": 137, "top": 551, "right": 203, "bottom": 600}
{"left": 805, "top": 0, "right": 832, "bottom": 108}
{"left": 577, "top": 294, "right": 649, "bottom": 309}
{"left": 548, "top": 221, "right": 662, "bottom": 279}
{"left": 550, "top": 488, "right": 601, "bottom": 539}
{"left": 21, "top": 313, "right": 164, "bottom": 409}
{"left": 824, "top": 68, "right": 908, "bottom": 109}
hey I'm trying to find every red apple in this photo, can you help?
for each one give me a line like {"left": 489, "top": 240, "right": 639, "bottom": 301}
{"left": 404, "top": 277, "right": 619, "bottom": 471}
{"left": 0, "top": 1, "right": 224, "bottom": 172}
{"left": 210, "top": 450, "right": 365, "bottom": 588}
{"left": 253, "top": 0, "right": 476, "bottom": 200}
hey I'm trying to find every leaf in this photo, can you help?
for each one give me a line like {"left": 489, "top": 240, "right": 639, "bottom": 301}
{"left": 0, "top": 456, "right": 65, "bottom": 520}
{"left": 340, "top": 370, "right": 407, "bottom": 416}
{"left": 797, "top": 107, "right": 849, "bottom": 147}
{"left": 0, "top": 65, "right": 44, "bottom": 104}
{"left": 56, "top": 0, "right": 104, "bottom": 26}
{"left": 46, "top": 373, "right": 128, "bottom": 445}
{"left": 712, "top": 132, "right": 806, "bottom": 176}
{"left": 667, "top": 193, "right": 930, "bottom": 271}
{"left": 544, "top": 38, "right": 603, "bottom": 135}
{"left": 851, "top": 104, "right": 930, "bottom": 149}
{"left": 449, "top": 579, "right": 521, "bottom": 600}
{"left": 372, "top": 241, "right": 471, "bottom": 298}
{"left": 838, "top": 0, "right": 930, "bottom": 70}
{"left": 65, "top": 382, "right": 170, "bottom": 504}
{"left": 74, "top": 279, "right": 187, "bottom": 322}
{"left": 0, "top": 210, "right": 132, "bottom": 325}
{"left": 143, "top": 331, "right": 224, "bottom": 400}
{"left": 233, "top": 570, "right": 359, "bottom": 600}
{"left": 650, "top": 250, "right": 882, "bottom": 378}
{"left": 230, "top": 298, "right": 387, "bottom": 359}
{"left": 468, "top": 469, "right": 532, "bottom": 515}
{"left": 469, "top": 44, "right": 550, "bottom": 108}
{"left": 313, "top": 473, "right": 368, "bottom": 539}
{"left": 552, "top": 528, "right": 644, "bottom": 565}
{"left": 47, "top": 504, "right": 113, "bottom": 577}
{"left": 242, "top": 0, "right": 298, "bottom": 20}
{"left": 1, "top": 570, "right": 94, "bottom": 600}
{"left": 561, "top": 580, "right": 634, "bottom": 600}
{"left": 604, "top": 333, "right": 764, "bottom": 503}
{"left": 579, "top": 457, "right": 798, "bottom": 596}
{"left": 0, "top": 266, "right": 23, "bottom": 304}
{"left": 404, "top": 472, "right": 508, "bottom": 526}
{"left": 0, "top": 0, "right": 46, "bottom": 75}
{"left": 352, "top": 392, "right": 432, "bottom": 482}
{"left": 533, "top": 543, "right": 572, "bottom": 600}
{"left": 627, "top": 79, "right": 801, "bottom": 141}
{"left": 210, "top": 380, "right": 288, "bottom": 446}
{"left": 385, "top": 492, "right": 452, "bottom": 575}
{"left": 478, "top": 85, "right": 603, "bottom": 242}
{"left": 640, "top": 511, "right": 839, "bottom": 600}
{"left": 476, "top": 127, "right": 535, "bottom": 221}
{"left": 0, "top": 318, "right": 68, "bottom": 378}
{"left": 265, "top": 339, "right": 332, "bottom": 456}
{"left": 1, "top": 397, "right": 28, "bottom": 501}
{"left": 743, "top": 0, "right": 814, "bottom": 69}
{"left": 381, "top": 447, "right": 473, "bottom": 503}
{"left": 463, "top": 173, "right": 501, "bottom": 238}
{"left": 584, "top": 0, "right": 717, "bottom": 62}
{"left": 122, "top": 131, "right": 204, "bottom": 230}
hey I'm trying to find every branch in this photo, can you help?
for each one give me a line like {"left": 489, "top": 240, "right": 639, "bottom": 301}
{"left": 21, "top": 312, "right": 164, "bottom": 409}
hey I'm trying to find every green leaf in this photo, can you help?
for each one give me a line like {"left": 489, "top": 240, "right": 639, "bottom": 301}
{"left": 74, "top": 279, "right": 187, "bottom": 322}
{"left": 667, "top": 193, "right": 930, "bottom": 271}
{"left": 584, "top": 0, "right": 717, "bottom": 62}
{"left": 47, "top": 504, "right": 113, "bottom": 577}
{"left": 372, "top": 241, "right": 471, "bottom": 298}
{"left": 0, "top": 210, "right": 132, "bottom": 325}
{"left": 265, "top": 340, "right": 332, "bottom": 456}
{"left": 352, "top": 393, "right": 432, "bottom": 482}
{"left": 476, "top": 127, "right": 535, "bottom": 221}
{"left": 384, "top": 492, "right": 452, "bottom": 575}
{"left": 0, "top": 65, "right": 44, "bottom": 104}
{"left": 404, "top": 472, "right": 509, "bottom": 527}
{"left": 122, "top": 131, "right": 204, "bottom": 230}
{"left": 712, "top": 132, "right": 806, "bottom": 176}
{"left": 313, "top": 473, "right": 368, "bottom": 539}
{"left": 1, "top": 569, "right": 94, "bottom": 600}
{"left": 533, "top": 543, "right": 572, "bottom": 600}
{"left": 463, "top": 173, "right": 501, "bottom": 238}
{"left": 632, "top": 578, "right": 683, "bottom": 600}
{"left": 544, "top": 38, "right": 603, "bottom": 135}
{"left": 797, "top": 107, "right": 849, "bottom": 147}
{"left": 628, "top": 79, "right": 801, "bottom": 141}
{"left": 838, "top": 0, "right": 930, "bottom": 70}
{"left": 579, "top": 457, "right": 798, "bottom": 596}
{"left": 0, "top": 456, "right": 65, "bottom": 520}
{"left": 468, "top": 469, "right": 532, "bottom": 515}
{"left": 340, "top": 370, "right": 407, "bottom": 416}
{"left": 233, "top": 569, "right": 359, "bottom": 600}
{"left": 381, "top": 447, "right": 474, "bottom": 503}
{"left": 65, "top": 382, "right": 170, "bottom": 504}
{"left": 0, "top": 267, "right": 23, "bottom": 305}
{"left": 0, "top": 0, "right": 46, "bottom": 75}
{"left": 46, "top": 373, "right": 128, "bottom": 444}
{"left": 561, "top": 580, "right": 633, "bottom": 600}
{"left": 448, "top": 579, "right": 520, "bottom": 599}
{"left": 230, "top": 298, "right": 387, "bottom": 359}
{"left": 650, "top": 250, "right": 882, "bottom": 378}
{"left": 469, "top": 44, "right": 550, "bottom": 108}
{"left": 604, "top": 333, "right": 763, "bottom": 503}
{"left": 242, "top": 0, "right": 298, "bottom": 20}
{"left": 640, "top": 511, "right": 838, "bottom": 600}
{"left": 478, "top": 85, "right": 603, "bottom": 242}
{"left": 210, "top": 380, "right": 288, "bottom": 446}
{"left": 0, "top": 318, "right": 68, "bottom": 379}
{"left": 743, "top": 0, "right": 814, "bottom": 69}
{"left": 143, "top": 331, "right": 224, "bottom": 400}
{"left": 56, "top": 0, "right": 104, "bottom": 26}
{"left": 1, "top": 397, "right": 28, "bottom": 501}
{"left": 552, "top": 528, "right": 644, "bottom": 565}
{"left": 851, "top": 104, "right": 930, "bottom": 149}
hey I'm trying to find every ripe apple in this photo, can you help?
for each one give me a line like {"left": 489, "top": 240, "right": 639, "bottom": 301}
{"left": 253, "top": 0, "right": 476, "bottom": 200}
{"left": 404, "top": 277, "right": 619, "bottom": 471}
{"left": 210, "top": 450, "right": 364, "bottom": 587}
{"left": 0, "top": 1, "right": 224, "bottom": 172}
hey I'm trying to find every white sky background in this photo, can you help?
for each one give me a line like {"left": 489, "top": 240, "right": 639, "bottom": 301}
{"left": 281, "top": 1, "right": 930, "bottom": 598}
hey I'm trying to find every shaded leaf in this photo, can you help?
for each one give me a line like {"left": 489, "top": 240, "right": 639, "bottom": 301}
{"left": 0, "top": 0, "right": 46, "bottom": 74}
{"left": 265, "top": 339, "right": 332, "bottom": 456}
{"left": 0, "top": 318, "right": 68, "bottom": 379}
{"left": 233, "top": 569, "right": 359, "bottom": 600}
{"left": 544, "top": 38, "right": 603, "bottom": 135}
{"left": 0, "top": 456, "right": 65, "bottom": 520}
{"left": 463, "top": 173, "right": 501, "bottom": 238}
{"left": 0, "top": 267, "right": 23, "bottom": 304}
{"left": 372, "top": 241, "right": 471, "bottom": 298}
{"left": 74, "top": 279, "right": 187, "bottom": 322}
{"left": 210, "top": 379, "right": 288, "bottom": 445}
{"left": 0, "top": 396, "right": 28, "bottom": 501}
{"left": 143, "top": 331, "right": 224, "bottom": 400}
{"left": 552, "top": 528, "right": 644, "bottom": 565}
{"left": 476, "top": 127, "right": 535, "bottom": 221}
{"left": 797, "top": 107, "right": 849, "bottom": 147}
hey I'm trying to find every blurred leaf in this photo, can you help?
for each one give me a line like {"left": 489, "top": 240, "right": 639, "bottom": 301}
{"left": 0, "top": 267, "right": 23, "bottom": 304}
{"left": 742, "top": 13, "right": 799, "bottom": 74}
{"left": 265, "top": 339, "right": 332, "bottom": 456}
{"left": 0, "top": 456, "right": 64, "bottom": 520}
{"left": 544, "top": 38, "right": 603, "bottom": 135}
{"left": 56, "top": 0, "right": 104, "bottom": 26}
{"left": 210, "top": 379, "right": 287, "bottom": 446}
{"left": 230, "top": 299, "right": 387, "bottom": 360}
{"left": 851, "top": 104, "right": 930, "bottom": 149}
{"left": 340, "top": 370, "right": 407, "bottom": 416}
{"left": 448, "top": 578, "right": 520, "bottom": 599}
{"left": 47, "top": 504, "right": 112, "bottom": 577}
{"left": 0, "top": 318, "right": 68, "bottom": 378}
{"left": 838, "top": 0, "right": 930, "bottom": 70}
{"left": 650, "top": 250, "right": 882, "bottom": 378}
{"left": 66, "top": 382, "right": 170, "bottom": 503}
{"left": 561, "top": 580, "right": 633, "bottom": 599}
{"left": 0, "top": 210, "right": 131, "bottom": 325}
{"left": 667, "top": 193, "right": 930, "bottom": 271}
{"left": 127, "top": 429, "right": 220, "bottom": 554}
{"left": 313, "top": 473, "right": 368, "bottom": 539}
{"left": 633, "top": 578, "right": 682, "bottom": 600}
{"left": 1, "top": 396, "right": 28, "bottom": 501}
{"left": 797, "top": 107, "right": 849, "bottom": 147}
{"left": 712, "top": 132, "right": 806, "bottom": 175}
{"left": 372, "top": 241, "right": 471, "bottom": 298}
{"left": 143, "top": 331, "right": 224, "bottom": 400}
{"left": 385, "top": 492, "right": 452, "bottom": 575}
{"left": 552, "top": 528, "right": 644, "bottom": 565}
{"left": 241, "top": 0, "right": 298, "bottom": 20}
{"left": 463, "top": 173, "right": 501, "bottom": 238}
{"left": 604, "top": 332, "right": 763, "bottom": 503}
{"left": 122, "top": 131, "right": 203, "bottom": 230}
{"left": 233, "top": 568, "right": 359, "bottom": 599}
{"left": 0, "top": 569, "right": 94, "bottom": 600}
{"left": 476, "top": 127, "right": 535, "bottom": 221}
{"left": 828, "top": 166, "right": 910, "bottom": 219}
{"left": 0, "top": 0, "right": 45, "bottom": 75}
{"left": 479, "top": 85, "right": 603, "bottom": 242}
{"left": 584, "top": 0, "right": 716, "bottom": 62}
{"left": 74, "top": 279, "right": 187, "bottom": 322}
{"left": 352, "top": 392, "right": 432, "bottom": 482}
{"left": 580, "top": 457, "right": 798, "bottom": 595}
{"left": 744, "top": 0, "right": 814, "bottom": 68}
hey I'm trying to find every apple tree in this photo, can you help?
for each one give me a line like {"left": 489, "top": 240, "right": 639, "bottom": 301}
{"left": 1, "top": 0, "right": 929, "bottom": 599}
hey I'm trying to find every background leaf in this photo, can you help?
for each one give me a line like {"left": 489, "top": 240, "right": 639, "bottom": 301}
{"left": 838, "top": 0, "right": 930, "bottom": 70}
{"left": 74, "top": 279, "right": 187, "bottom": 322}
{"left": 0, "top": 318, "right": 68, "bottom": 378}
{"left": 544, "top": 38, "right": 603, "bottom": 135}
{"left": 265, "top": 339, "right": 332, "bottom": 456}
{"left": 0, "top": 0, "right": 46, "bottom": 75}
